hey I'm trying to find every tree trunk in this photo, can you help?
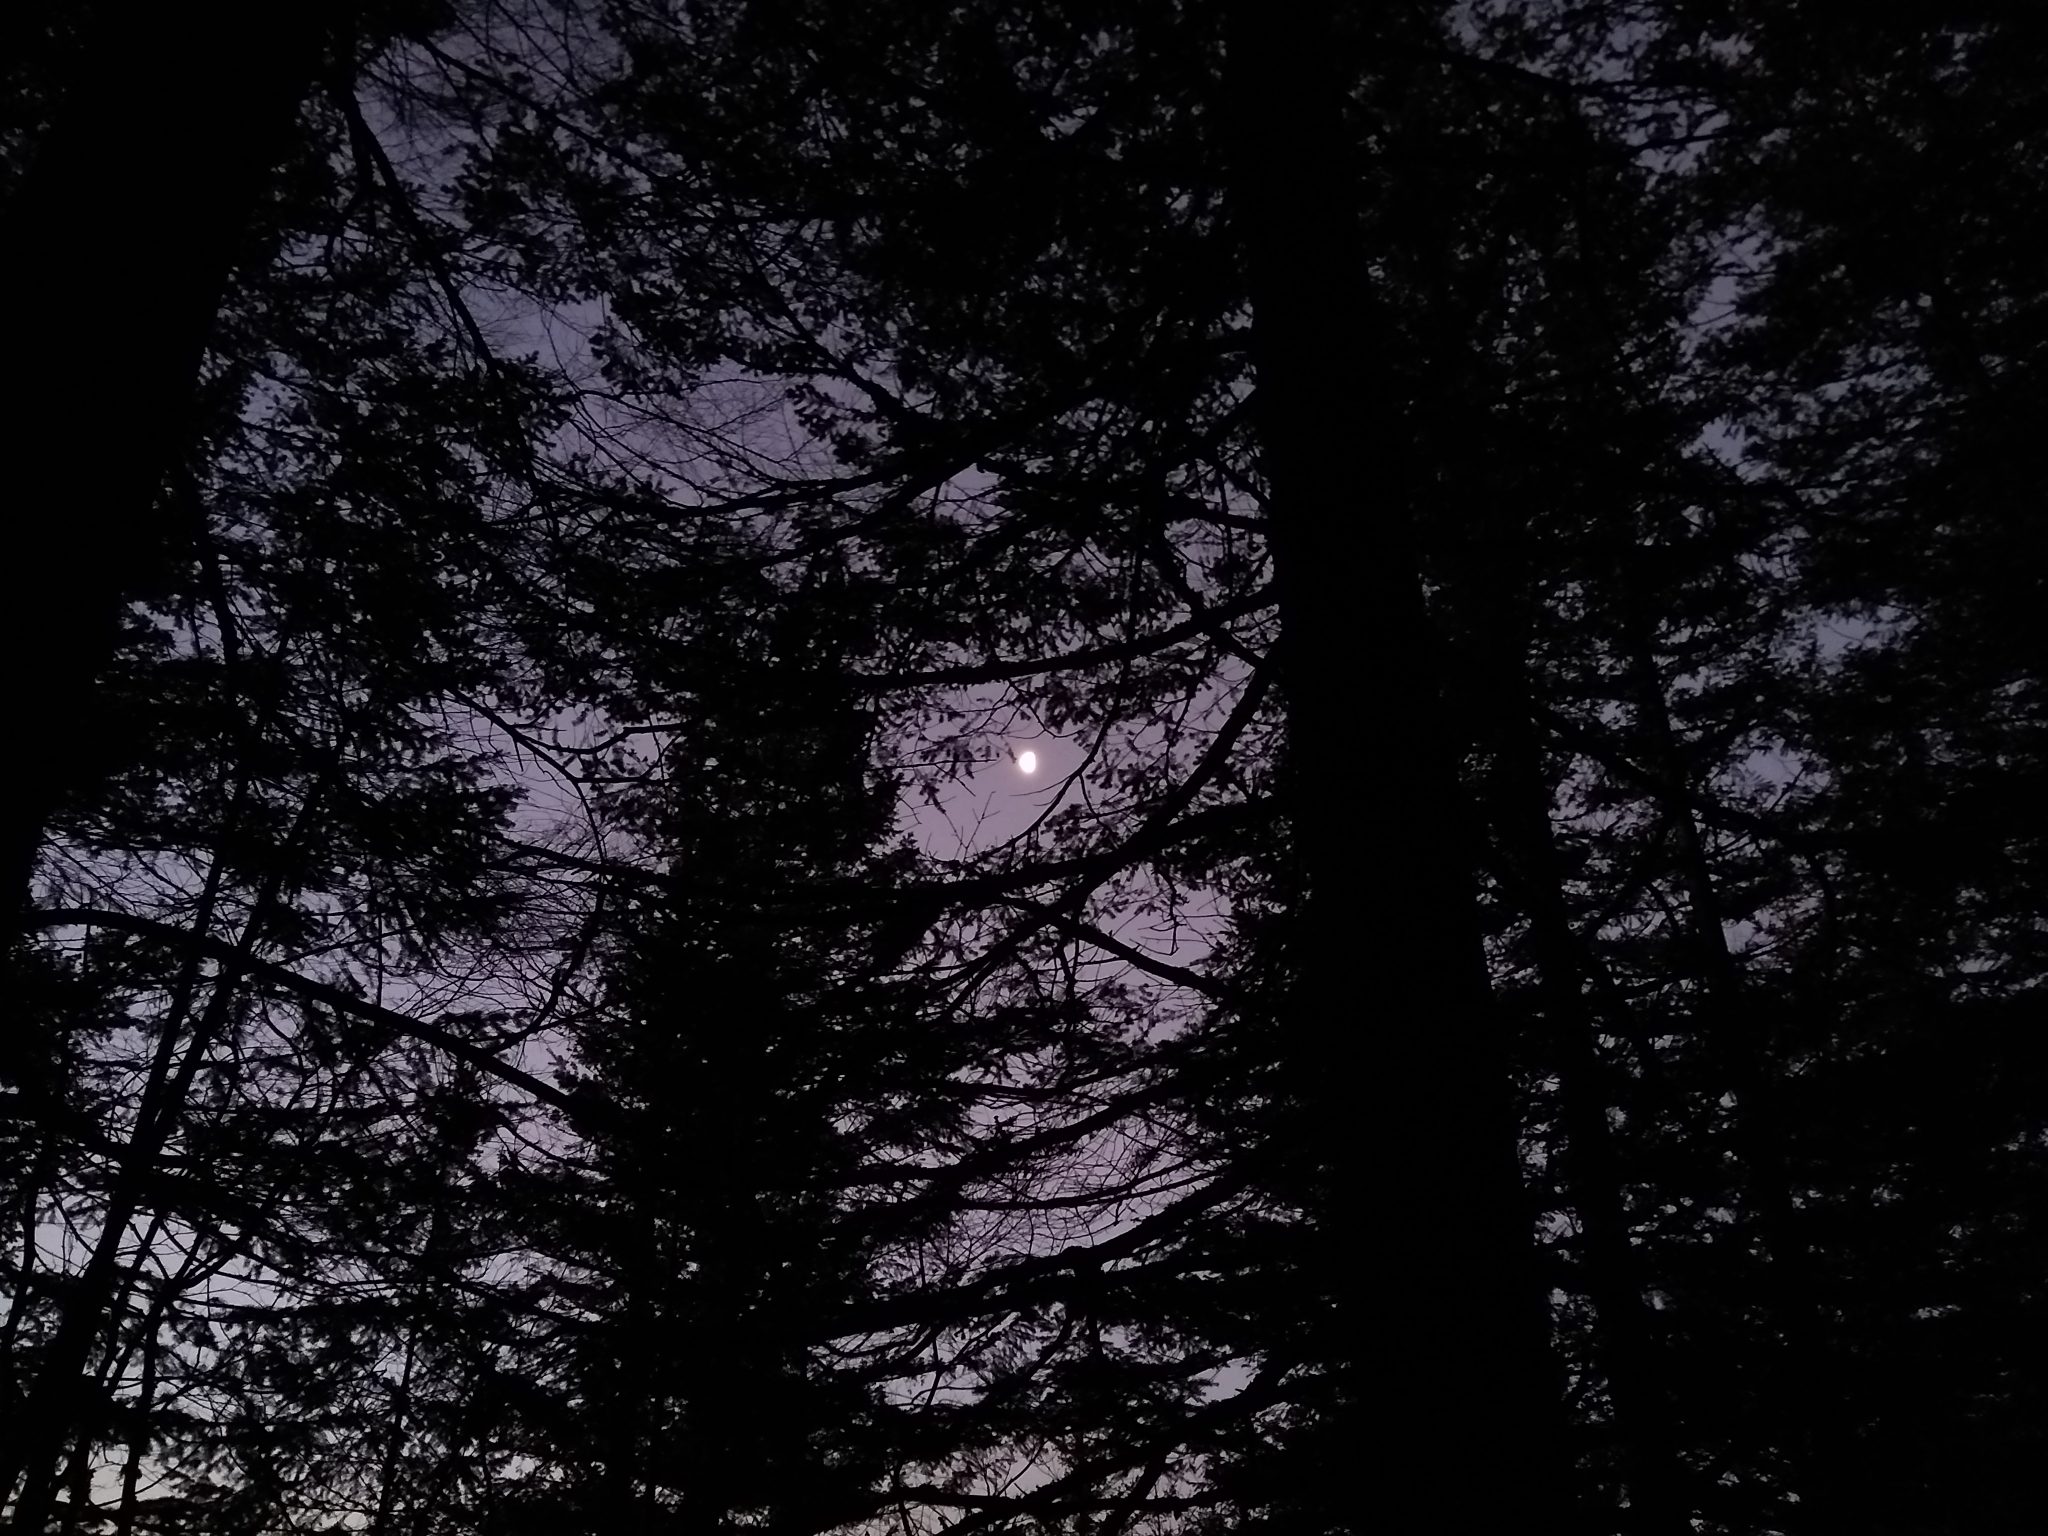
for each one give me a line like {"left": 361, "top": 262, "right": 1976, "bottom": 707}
{"left": 1482, "top": 638, "right": 1694, "bottom": 1533}
{"left": 113, "top": 1304, "right": 163, "bottom": 1536}
{"left": 1223, "top": 7, "right": 1574, "bottom": 1526}
{"left": 0, "top": 973, "right": 239, "bottom": 1525}
{"left": 0, "top": 2, "right": 327, "bottom": 905}
{"left": 1617, "top": 599, "right": 1838, "bottom": 1529}
{"left": 2, "top": 10, "right": 327, "bottom": 1514}
{"left": 0, "top": 784, "right": 317, "bottom": 1527}
{"left": 371, "top": 1330, "right": 421, "bottom": 1536}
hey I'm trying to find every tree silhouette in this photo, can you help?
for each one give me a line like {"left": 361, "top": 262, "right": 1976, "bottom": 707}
{"left": 5, "top": 3, "right": 2043, "bottom": 1533}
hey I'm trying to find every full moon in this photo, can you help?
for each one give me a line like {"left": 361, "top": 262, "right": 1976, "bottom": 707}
{"left": 1016, "top": 749, "right": 1038, "bottom": 775}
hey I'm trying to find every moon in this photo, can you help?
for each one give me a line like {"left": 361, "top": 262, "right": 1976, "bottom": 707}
{"left": 1016, "top": 749, "right": 1038, "bottom": 775}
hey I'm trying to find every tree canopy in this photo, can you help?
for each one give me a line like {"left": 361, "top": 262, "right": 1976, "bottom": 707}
{"left": 4, "top": 3, "right": 2041, "bottom": 1533}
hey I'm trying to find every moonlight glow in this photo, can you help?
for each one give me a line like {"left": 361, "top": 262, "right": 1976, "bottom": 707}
{"left": 1017, "top": 749, "right": 1039, "bottom": 775}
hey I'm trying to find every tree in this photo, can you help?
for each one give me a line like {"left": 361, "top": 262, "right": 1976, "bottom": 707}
{"left": 1, "top": 1, "right": 330, "bottom": 900}
{"left": 1656, "top": 5, "right": 2048, "bottom": 1525}
{"left": 477, "top": 576, "right": 958, "bottom": 1536}
{"left": 3, "top": 4, "right": 567, "bottom": 1520}
{"left": 10, "top": 2, "right": 2045, "bottom": 1532}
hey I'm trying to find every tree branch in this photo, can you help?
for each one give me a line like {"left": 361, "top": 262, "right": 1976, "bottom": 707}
{"left": 27, "top": 907, "right": 590, "bottom": 1125}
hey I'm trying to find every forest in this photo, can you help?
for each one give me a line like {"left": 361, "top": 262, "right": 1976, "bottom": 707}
{"left": 2, "top": 2, "right": 2043, "bottom": 1532}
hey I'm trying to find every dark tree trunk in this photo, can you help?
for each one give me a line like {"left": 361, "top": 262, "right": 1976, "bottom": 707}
{"left": 1617, "top": 604, "right": 1844, "bottom": 1530}
{"left": 1481, "top": 639, "right": 1694, "bottom": 1534}
{"left": 113, "top": 1302, "right": 163, "bottom": 1536}
{"left": 1223, "top": 6, "right": 1574, "bottom": 1526}
{"left": 2, "top": 14, "right": 328, "bottom": 1511}
{"left": 0, "top": 3, "right": 328, "bottom": 906}
{"left": 0, "top": 972, "right": 238, "bottom": 1523}
{"left": 1, "top": 785, "right": 314, "bottom": 1525}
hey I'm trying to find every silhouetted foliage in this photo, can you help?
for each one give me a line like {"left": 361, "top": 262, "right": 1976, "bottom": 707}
{"left": 4, "top": 4, "right": 2042, "bottom": 1535}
